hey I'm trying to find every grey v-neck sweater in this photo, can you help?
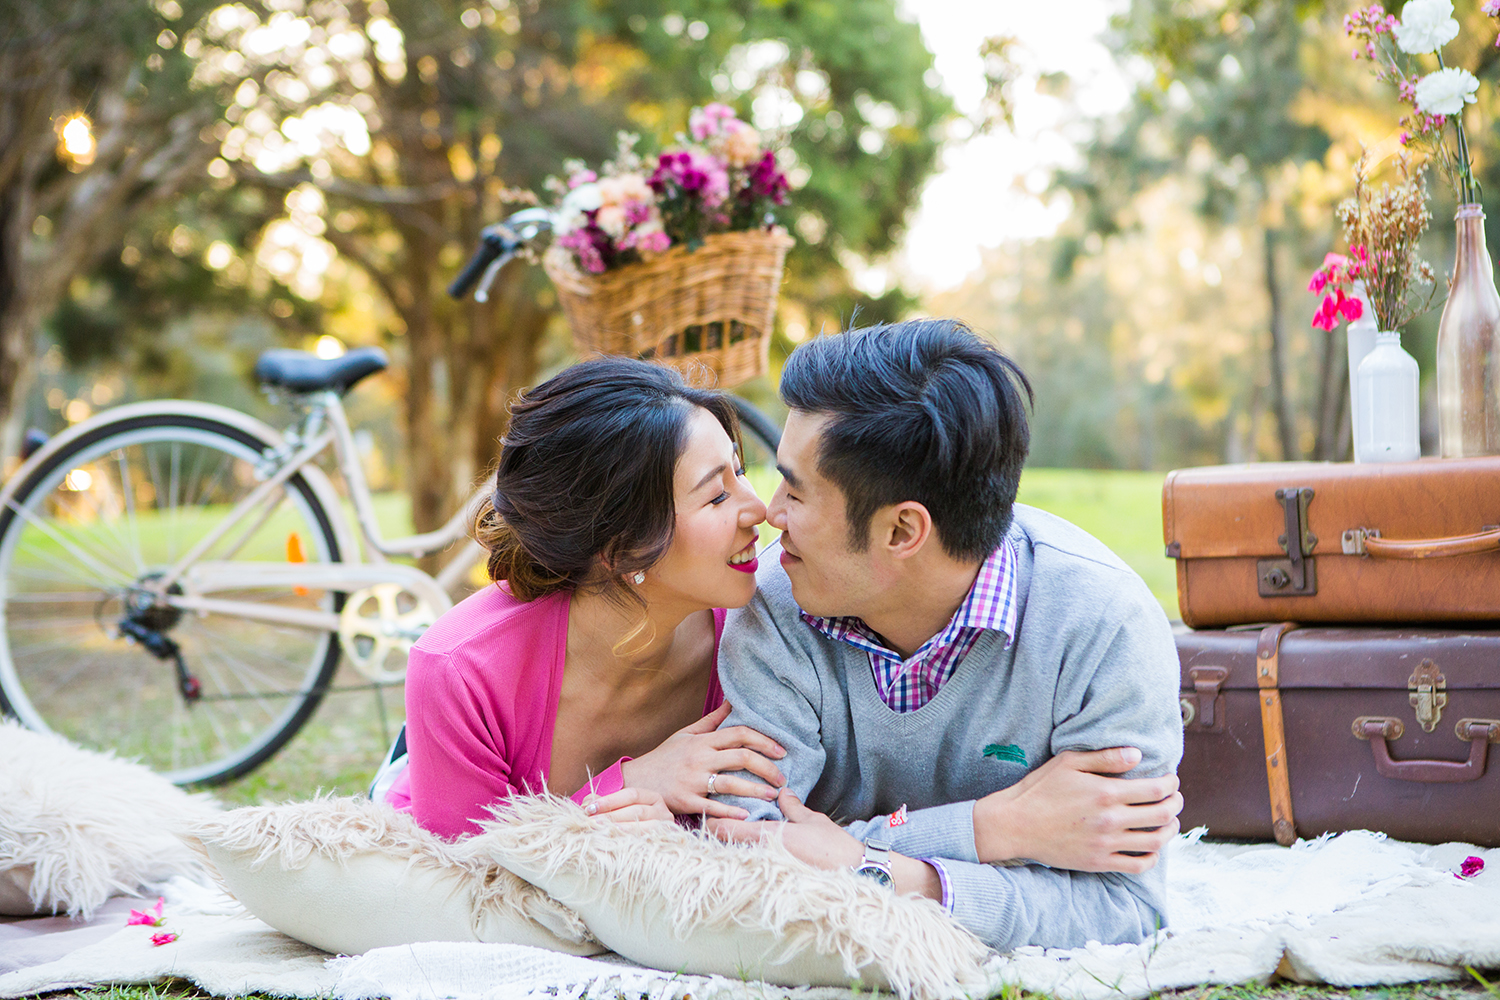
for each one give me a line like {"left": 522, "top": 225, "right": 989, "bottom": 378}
{"left": 715, "top": 503, "right": 1183, "bottom": 952}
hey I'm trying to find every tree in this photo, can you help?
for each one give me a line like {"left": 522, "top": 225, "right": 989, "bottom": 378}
{"left": 209, "top": 0, "right": 950, "bottom": 542}
{"left": 0, "top": 0, "right": 251, "bottom": 467}
{"left": 1060, "top": 0, "right": 1337, "bottom": 460}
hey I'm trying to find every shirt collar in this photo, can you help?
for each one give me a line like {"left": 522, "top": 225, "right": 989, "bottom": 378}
{"left": 799, "top": 538, "right": 1018, "bottom": 654}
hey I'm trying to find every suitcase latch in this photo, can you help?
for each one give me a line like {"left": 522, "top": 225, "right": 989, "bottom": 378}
{"left": 1181, "top": 665, "right": 1229, "bottom": 731}
{"left": 1409, "top": 660, "right": 1447, "bottom": 733}
{"left": 1258, "top": 487, "right": 1318, "bottom": 597}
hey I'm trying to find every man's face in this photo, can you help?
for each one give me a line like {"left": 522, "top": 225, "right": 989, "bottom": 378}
{"left": 766, "top": 410, "right": 878, "bottom": 618}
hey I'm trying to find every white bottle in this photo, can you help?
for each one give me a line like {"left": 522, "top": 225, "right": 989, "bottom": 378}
{"left": 1356, "top": 330, "right": 1421, "bottom": 463}
{"left": 1346, "top": 282, "right": 1379, "bottom": 462}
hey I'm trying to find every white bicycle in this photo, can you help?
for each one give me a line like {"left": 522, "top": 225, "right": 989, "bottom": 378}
{"left": 0, "top": 210, "right": 782, "bottom": 786}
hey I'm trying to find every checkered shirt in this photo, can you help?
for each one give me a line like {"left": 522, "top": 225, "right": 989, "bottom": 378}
{"left": 800, "top": 540, "right": 1019, "bottom": 713}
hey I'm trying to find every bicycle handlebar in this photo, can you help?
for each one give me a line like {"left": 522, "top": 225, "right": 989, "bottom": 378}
{"left": 448, "top": 208, "right": 554, "bottom": 301}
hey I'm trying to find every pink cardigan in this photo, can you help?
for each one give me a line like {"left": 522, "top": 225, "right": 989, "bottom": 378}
{"left": 387, "top": 585, "right": 725, "bottom": 839}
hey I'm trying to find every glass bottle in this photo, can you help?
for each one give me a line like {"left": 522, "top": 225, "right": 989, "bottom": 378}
{"left": 1358, "top": 331, "right": 1421, "bottom": 463}
{"left": 1347, "top": 281, "right": 1379, "bottom": 462}
{"left": 1435, "top": 204, "right": 1500, "bottom": 456}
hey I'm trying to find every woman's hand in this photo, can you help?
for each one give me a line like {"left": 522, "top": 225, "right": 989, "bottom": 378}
{"left": 620, "top": 702, "right": 787, "bottom": 818}
{"left": 582, "top": 787, "right": 672, "bottom": 824}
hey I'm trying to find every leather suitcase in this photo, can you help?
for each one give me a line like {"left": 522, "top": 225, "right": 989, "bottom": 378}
{"left": 1178, "top": 622, "right": 1500, "bottom": 847}
{"left": 1163, "top": 457, "right": 1500, "bottom": 628}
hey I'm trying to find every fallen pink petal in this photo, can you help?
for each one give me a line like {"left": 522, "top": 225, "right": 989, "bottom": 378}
{"left": 126, "top": 897, "right": 165, "bottom": 927}
{"left": 150, "top": 931, "right": 179, "bottom": 947}
{"left": 1460, "top": 856, "right": 1485, "bottom": 879}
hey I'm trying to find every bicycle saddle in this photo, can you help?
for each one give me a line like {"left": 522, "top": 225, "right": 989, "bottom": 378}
{"left": 254, "top": 346, "right": 390, "bottom": 394}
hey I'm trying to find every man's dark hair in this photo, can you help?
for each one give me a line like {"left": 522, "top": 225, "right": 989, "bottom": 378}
{"left": 779, "top": 319, "right": 1033, "bottom": 561}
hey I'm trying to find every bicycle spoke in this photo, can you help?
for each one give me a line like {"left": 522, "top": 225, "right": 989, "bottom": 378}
{"left": 115, "top": 449, "right": 147, "bottom": 575}
{"left": 3, "top": 497, "right": 135, "bottom": 588}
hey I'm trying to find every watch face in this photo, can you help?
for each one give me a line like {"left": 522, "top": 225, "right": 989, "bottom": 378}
{"left": 857, "top": 864, "right": 894, "bottom": 889}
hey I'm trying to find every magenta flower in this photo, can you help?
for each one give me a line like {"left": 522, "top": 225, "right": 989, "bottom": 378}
{"left": 150, "top": 931, "right": 179, "bottom": 947}
{"left": 126, "top": 897, "right": 165, "bottom": 928}
{"left": 1460, "top": 856, "right": 1485, "bottom": 879}
{"left": 1484, "top": 0, "right": 1500, "bottom": 15}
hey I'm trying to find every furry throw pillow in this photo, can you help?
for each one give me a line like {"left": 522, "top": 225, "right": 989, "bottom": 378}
{"left": 190, "top": 796, "right": 602, "bottom": 956}
{"left": 0, "top": 719, "right": 219, "bottom": 919}
{"left": 473, "top": 795, "right": 994, "bottom": 999}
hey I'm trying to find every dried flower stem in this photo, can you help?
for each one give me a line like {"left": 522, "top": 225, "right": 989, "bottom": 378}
{"left": 1337, "top": 154, "right": 1439, "bottom": 331}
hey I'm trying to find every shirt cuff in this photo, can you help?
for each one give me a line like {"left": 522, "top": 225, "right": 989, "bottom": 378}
{"left": 921, "top": 858, "right": 954, "bottom": 913}
{"left": 568, "top": 757, "right": 631, "bottom": 803}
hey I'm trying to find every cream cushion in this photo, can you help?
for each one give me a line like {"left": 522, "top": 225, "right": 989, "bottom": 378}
{"left": 190, "top": 796, "right": 601, "bottom": 957}
{"left": 0, "top": 719, "right": 218, "bottom": 918}
{"left": 473, "top": 795, "right": 994, "bottom": 999}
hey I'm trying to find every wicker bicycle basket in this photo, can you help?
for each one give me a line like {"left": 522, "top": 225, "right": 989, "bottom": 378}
{"left": 543, "top": 228, "right": 795, "bottom": 388}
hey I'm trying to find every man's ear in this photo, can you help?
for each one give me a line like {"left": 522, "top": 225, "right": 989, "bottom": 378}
{"left": 878, "top": 501, "right": 934, "bottom": 560}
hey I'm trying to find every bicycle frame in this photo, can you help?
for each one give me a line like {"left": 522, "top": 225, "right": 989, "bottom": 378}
{"left": 145, "top": 390, "right": 487, "bottom": 635}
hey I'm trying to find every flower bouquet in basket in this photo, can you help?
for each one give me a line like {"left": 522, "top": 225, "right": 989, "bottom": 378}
{"left": 542, "top": 104, "right": 795, "bottom": 388}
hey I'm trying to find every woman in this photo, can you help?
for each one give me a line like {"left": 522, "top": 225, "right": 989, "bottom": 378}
{"left": 383, "top": 358, "right": 785, "bottom": 838}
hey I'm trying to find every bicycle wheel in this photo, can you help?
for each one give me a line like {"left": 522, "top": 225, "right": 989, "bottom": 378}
{"left": 0, "top": 408, "right": 345, "bottom": 786}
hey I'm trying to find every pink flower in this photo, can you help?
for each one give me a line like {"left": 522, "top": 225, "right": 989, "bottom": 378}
{"left": 1460, "top": 856, "right": 1485, "bottom": 878}
{"left": 1340, "top": 295, "right": 1363, "bottom": 321}
{"left": 150, "top": 931, "right": 179, "bottom": 947}
{"left": 689, "top": 103, "right": 739, "bottom": 141}
{"left": 1484, "top": 0, "right": 1500, "bottom": 15}
{"left": 1400, "top": 130, "right": 1412, "bottom": 144}
{"left": 567, "top": 170, "right": 597, "bottom": 189}
{"left": 127, "top": 898, "right": 165, "bottom": 928}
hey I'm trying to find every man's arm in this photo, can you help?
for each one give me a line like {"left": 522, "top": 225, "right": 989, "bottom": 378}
{"left": 712, "top": 584, "right": 826, "bottom": 822}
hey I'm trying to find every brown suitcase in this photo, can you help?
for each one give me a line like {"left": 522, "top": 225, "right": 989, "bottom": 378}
{"left": 1163, "top": 457, "right": 1500, "bottom": 628}
{"left": 1178, "top": 622, "right": 1500, "bottom": 846}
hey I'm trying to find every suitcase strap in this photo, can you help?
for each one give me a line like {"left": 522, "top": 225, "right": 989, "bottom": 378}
{"left": 1256, "top": 622, "right": 1300, "bottom": 846}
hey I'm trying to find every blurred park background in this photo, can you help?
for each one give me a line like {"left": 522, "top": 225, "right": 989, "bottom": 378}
{"left": 7, "top": 0, "right": 1500, "bottom": 789}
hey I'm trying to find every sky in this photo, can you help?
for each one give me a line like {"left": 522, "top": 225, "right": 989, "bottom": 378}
{"left": 891, "top": 0, "right": 1130, "bottom": 292}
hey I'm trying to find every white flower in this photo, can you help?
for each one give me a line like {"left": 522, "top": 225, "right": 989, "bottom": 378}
{"left": 1414, "top": 67, "right": 1479, "bottom": 115}
{"left": 555, "top": 182, "right": 602, "bottom": 234}
{"left": 1393, "top": 0, "right": 1460, "bottom": 54}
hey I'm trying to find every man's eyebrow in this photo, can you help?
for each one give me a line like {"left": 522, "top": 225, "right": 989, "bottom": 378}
{"left": 777, "top": 464, "right": 802, "bottom": 490}
{"left": 694, "top": 463, "right": 729, "bottom": 491}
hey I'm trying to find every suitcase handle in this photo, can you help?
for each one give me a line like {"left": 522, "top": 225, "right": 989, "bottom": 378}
{"left": 1354, "top": 717, "right": 1500, "bottom": 783}
{"left": 1354, "top": 526, "right": 1500, "bottom": 559}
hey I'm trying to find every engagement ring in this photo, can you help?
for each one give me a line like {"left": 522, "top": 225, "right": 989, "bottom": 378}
{"left": 706, "top": 772, "right": 718, "bottom": 795}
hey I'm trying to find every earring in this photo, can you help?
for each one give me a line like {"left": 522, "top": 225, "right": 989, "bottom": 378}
{"left": 632, "top": 571, "right": 646, "bottom": 585}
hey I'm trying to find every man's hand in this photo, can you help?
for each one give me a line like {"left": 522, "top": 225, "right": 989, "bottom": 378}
{"left": 708, "top": 789, "right": 941, "bottom": 900}
{"left": 973, "top": 747, "right": 1182, "bottom": 873}
{"left": 708, "top": 787, "right": 863, "bottom": 868}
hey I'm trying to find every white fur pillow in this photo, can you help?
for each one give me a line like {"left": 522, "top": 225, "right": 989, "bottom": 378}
{"left": 0, "top": 719, "right": 218, "bottom": 918}
{"left": 473, "top": 795, "right": 993, "bottom": 999}
{"left": 190, "top": 796, "right": 602, "bottom": 956}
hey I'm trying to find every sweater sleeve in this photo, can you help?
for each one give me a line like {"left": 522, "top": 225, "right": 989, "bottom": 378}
{"left": 404, "top": 645, "right": 526, "bottom": 840}
{"left": 712, "top": 586, "right": 825, "bottom": 821}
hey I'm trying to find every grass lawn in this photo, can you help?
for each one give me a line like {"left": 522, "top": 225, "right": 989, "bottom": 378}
{"left": 1016, "top": 466, "right": 1178, "bottom": 617}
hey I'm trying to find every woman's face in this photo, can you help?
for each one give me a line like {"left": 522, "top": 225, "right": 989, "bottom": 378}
{"left": 643, "top": 406, "right": 767, "bottom": 611}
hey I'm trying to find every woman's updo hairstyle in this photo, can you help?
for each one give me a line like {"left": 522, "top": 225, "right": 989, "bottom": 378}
{"left": 474, "top": 357, "right": 742, "bottom": 606}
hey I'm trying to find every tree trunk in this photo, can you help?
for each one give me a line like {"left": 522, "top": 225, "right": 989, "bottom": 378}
{"left": 1263, "top": 227, "right": 1298, "bottom": 461}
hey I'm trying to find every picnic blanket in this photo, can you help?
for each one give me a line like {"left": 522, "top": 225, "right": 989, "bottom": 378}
{"left": 2, "top": 829, "right": 1497, "bottom": 1000}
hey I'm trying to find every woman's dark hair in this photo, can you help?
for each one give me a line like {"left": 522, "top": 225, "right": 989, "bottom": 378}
{"left": 475, "top": 357, "right": 741, "bottom": 609}
{"left": 779, "top": 319, "right": 1033, "bottom": 562}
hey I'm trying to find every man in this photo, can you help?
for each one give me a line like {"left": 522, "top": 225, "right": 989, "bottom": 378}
{"left": 709, "top": 319, "right": 1184, "bottom": 952}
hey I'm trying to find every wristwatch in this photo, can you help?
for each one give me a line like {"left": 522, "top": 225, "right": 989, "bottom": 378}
{"left": 853, "top": 838, "right": 894, "bottom": 889}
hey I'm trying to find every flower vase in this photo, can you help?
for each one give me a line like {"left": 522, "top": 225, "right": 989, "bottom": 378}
{"left": 1436, "top": 204, "right": 1500, "bottom": 457}
{"left": 1357, "top": 331, "right": 1421, "bottom": 462}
